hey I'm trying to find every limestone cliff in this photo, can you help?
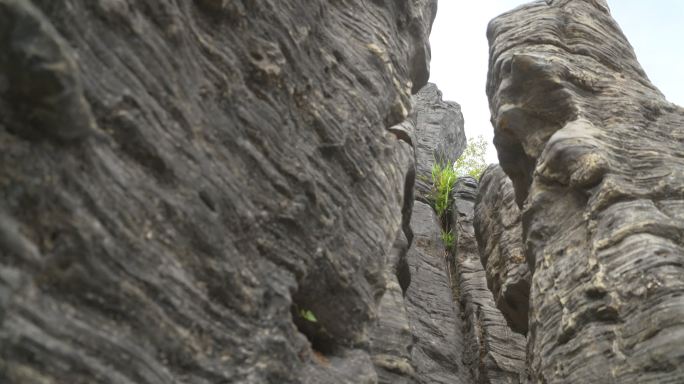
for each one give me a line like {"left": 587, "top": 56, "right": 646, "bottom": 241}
{"left": 0, "top": 1, "right": 480, "bottom": 383}
{"left": 0, "top": 0, "right": 439, "bottom": 382}
{"left": 487, "top": 0, "right": 684, "bottom": 382}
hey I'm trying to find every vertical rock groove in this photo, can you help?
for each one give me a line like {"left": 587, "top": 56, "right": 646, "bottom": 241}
{"left": 370, "top": 81, "right": 469, "bottom": 384}
{"left": 474, "top": 164, "right": 531, "bottom": 335}
{"left": 452, "top": 178, "right": 526, "bottom": 383}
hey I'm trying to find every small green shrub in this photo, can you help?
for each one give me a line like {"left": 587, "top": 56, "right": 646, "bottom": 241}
{"left": 430, "top": 137, "right": 488, "bottom": 254}
{"left": 455, "top": 135, "right": 488, "bottom": 180}
{"left": 431, "top": 162, "right": 458, "bottom": 219}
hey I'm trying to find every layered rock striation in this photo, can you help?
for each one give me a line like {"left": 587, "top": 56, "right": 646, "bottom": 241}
{"left": 487, "top": 0, "right": 684, "bottom": 382}
{"left": 0, "top": 0, "right": 440, "bottom": 383}
{"left": 474, "top": 164, "right": 530, "bottom": 335}
{"left": 370, "top": 80, "right": 468, "bottom": 383}
{"left": 451, "top": 178, "right": 526, "bottom": 383}
{"left": 404, "top": 201, "right": 467, "bottom": 384}
{"left": 8, "top": 0, "right": 681, "bottom": 382}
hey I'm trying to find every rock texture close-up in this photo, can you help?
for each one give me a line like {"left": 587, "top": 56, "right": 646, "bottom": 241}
{"left": 404, "top": 201, "right": 466, "bottom": 384}
{"left": 488, "top": 0, "right": 684, "bottom": 382}
{"left": 474, "top": 164, "right": 530, "bottom": 335}
{"left": 370, "top": 227, "right": 416, "bottom": 384}
{"left": 452, "top": 178, "right": 527, "bottom": 384}
{"left": 0, "top": 0, "right": 438, "bottom": 383}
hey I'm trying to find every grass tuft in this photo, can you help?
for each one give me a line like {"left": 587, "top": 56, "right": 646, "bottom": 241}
{"left": 431, "top": 162, "right": 458, "bottom": 219}
{"left": 441, "top": 229, "right": 455, "bottom": 249}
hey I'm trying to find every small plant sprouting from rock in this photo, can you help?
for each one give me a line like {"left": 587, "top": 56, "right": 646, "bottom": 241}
{"left": 430, "top": 136, "right": 489, "bottom": 221}
{"left": 430, "top": 136, "right": 489, "bottom": 280}
{"left": 431, "top": 162, "right": 458, "bottom": 219}
{"left": 441, "top": 229, "right": 455, "bottom": 249}
{"left": 431, "top": 163, "right": 457, "bottom": 254}
{"left": 299, "top": 309, "right": 318, "bottom": 323}
{"left": 292, "top": 304, "right": 336, "bottom": 355}
{"left": 455, "top": 135, "right": 488, "bottom": 180}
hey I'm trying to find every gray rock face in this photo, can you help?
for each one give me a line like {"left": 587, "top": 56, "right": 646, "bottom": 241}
{"left": 405, "top": 201, "right": 467, "bottom": 384}
{"left": 0, "top": 0, "right": 96, "bottom": 141}
{"left": 451, "top": 178, "right": 526, "bottom": 384}
{"left": 413, "top": 83, "right": 467, "bottom": 201}
{"left": 370, "top": 86, "right": 469, "bottom": 383}
{"left": 488, "top": 0, "right": 684, "bottom": 382}
{"left": 370, "top": 178, "right": 416, "bottom": 384}
{"left": 474, "top": 164, "right": 530, "bottom": 335}
{"left": 0, "top": 0, "right": 437, "bottom": 382}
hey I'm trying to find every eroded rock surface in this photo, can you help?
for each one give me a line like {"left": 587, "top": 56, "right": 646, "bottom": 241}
{"left": 370, "top": 169, "right": 416, "bottom": 384}
{"left": 488, "top": 0, "right": 684, "bottom": 382}
{"left": 370, "top": 81, "right": 469, "bottom": 383}
{"left": 0, "top": 0, "right": 437, "bottom": 382}
{"left": 474, "top": 164, "right": 530, "bottom": 335}
{"left": 412, "top": 83, "right": 467, "bottom": 201}
{"left": 0, "top": 0, "right": 96, "bottom": 141}
{"left": 451, "top": 178, "right": 526, "bottom": 384}
{"left": 405, "top": 201, "right": 467, "bottom": 384}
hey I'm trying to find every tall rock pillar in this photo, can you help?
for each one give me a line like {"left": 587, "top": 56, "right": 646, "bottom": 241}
{"left": 488, "top": 0, "right": 684, "bottom": 382}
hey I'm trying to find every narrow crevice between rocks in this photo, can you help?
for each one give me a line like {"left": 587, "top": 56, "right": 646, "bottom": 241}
{"left": 399, "top": 148, "right": 416, "bottom": 298}
{"left": 451, "top": 177, "right": 527, "bottom": 383}
{"left": 396, "top": 256, "right": 411, "bottom": 296}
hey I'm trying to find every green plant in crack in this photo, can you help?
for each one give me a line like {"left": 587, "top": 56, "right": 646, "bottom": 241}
{"left": 431, "top": 161, "right": 458, "bottom": 219}
{"left": 441, "top": 229, "right": 455, "bottom": 249}
{"left": 430, "top": 137, "right": 488, "bottom": 256}
{"left": 299, "top": 309, "right": 318, "bottom": 323}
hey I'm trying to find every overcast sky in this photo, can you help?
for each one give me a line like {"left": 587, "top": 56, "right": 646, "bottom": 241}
{"left": 429, "top": 0, "right": 684, "bottom": 163}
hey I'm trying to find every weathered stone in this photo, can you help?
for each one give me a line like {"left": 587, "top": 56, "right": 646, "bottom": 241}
{"left": 413, "top": 83, "right": 467, "bottom": 202}
{"left": 452, "top": 177, "right": 526, "bottom": 384}
{"left": 0, "top": 0, "right": 437, "bottom": 382}
{"left": 0, "top": 0, "right": 95, "bottom": 142}
{"left": 405, "top": 201, "right": 467, "bottom": 384}
{"left": 475, "top": 164, "right": 530, "bottom": 335}
{"left": 370, "top": 145, "right": 416, "bottom": 384}
{"left": 488, "top": 0, "right": 684, "bottom": 382}
{"left": 370, "top": 230, "right": 416, "bottom": 384}
{"left": 370, "top": 77, "right": 469, "bottom": 383}
{"left": 406, "top": 0, "right": 438, "bottom": 93}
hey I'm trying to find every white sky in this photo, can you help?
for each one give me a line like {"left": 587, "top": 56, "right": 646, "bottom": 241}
{"left": 429, "top": 0, "right": 684, "bottom": 163}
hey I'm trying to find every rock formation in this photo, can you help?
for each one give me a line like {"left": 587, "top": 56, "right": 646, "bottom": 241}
{"left": 487, "top": 0, "right": 684, "bottom": 382}
{"left": 370, "top": 80, "right": 468, "bottom": 383}
{"left": 451, "top": 178, "right": 526, "bottom": 383}
{"left": 0, "top": 0, "right": 440, "bottom": 382}
{"left": 5, "top": 0, "right": 682, "bottom": 382}
{"left": 474, "top": 164, "right": 530, "bottom": 335}
{"left": 370, "top": 227, "right": 416, "bottom": 384}
{"left": 412, "top": 83, "right": 467, "bottom": 201}
{"left": 404, "top": 201, "right": 466, "bottom": 384}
